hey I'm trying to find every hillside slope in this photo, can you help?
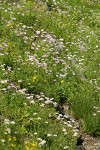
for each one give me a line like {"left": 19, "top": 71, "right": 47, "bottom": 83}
{"left": 0, "top": 0, "right": 100, "bottom": 149}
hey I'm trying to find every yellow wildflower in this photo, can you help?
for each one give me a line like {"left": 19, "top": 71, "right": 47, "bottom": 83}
{"left": 32, "top": 143, "right": 37, "bottom": 148}
{"left": 33, "top": 76, "right": 38, "bottom": 82}
{"left": 8, "top": 137, "right": 11, "bottom": 141}
{"left": 25, "top": 146, "right": 29, "bottom": 150}
{"left": 11, "top": 143, "right": 15, "bottom": 147}
{"left": 13, "top": 136, "right": 17, "bottom": 141}
{"left": 24, "top": 141, "right": 37, "bottom": 150}
{"left": 61, "top": 80, "right": 64, "bottom": 84}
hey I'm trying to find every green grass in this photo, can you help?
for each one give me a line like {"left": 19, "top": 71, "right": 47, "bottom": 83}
{"left": 0, "top": 0, "right": 100, "bottom": 149}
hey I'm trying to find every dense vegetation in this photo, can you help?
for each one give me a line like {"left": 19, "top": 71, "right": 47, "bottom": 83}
{"left": 0, "top": 0, "right": 100, "bottom": 149}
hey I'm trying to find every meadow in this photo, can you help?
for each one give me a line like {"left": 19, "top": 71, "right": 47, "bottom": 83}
{"left": 0, "top": 0, "right": 100, "bottom": 149}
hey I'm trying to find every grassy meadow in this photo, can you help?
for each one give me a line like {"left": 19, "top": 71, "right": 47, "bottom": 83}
{"left": 0, "top": 0, "right": 100, "bottom": 149}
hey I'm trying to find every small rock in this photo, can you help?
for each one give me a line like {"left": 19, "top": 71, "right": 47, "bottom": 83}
{"left": 75, "top": 145, "right": 85, "bottom": 150}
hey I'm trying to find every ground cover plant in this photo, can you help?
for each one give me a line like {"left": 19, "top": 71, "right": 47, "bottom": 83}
{"left": 0, "top": 0, "right": 100, "bottom": 149}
